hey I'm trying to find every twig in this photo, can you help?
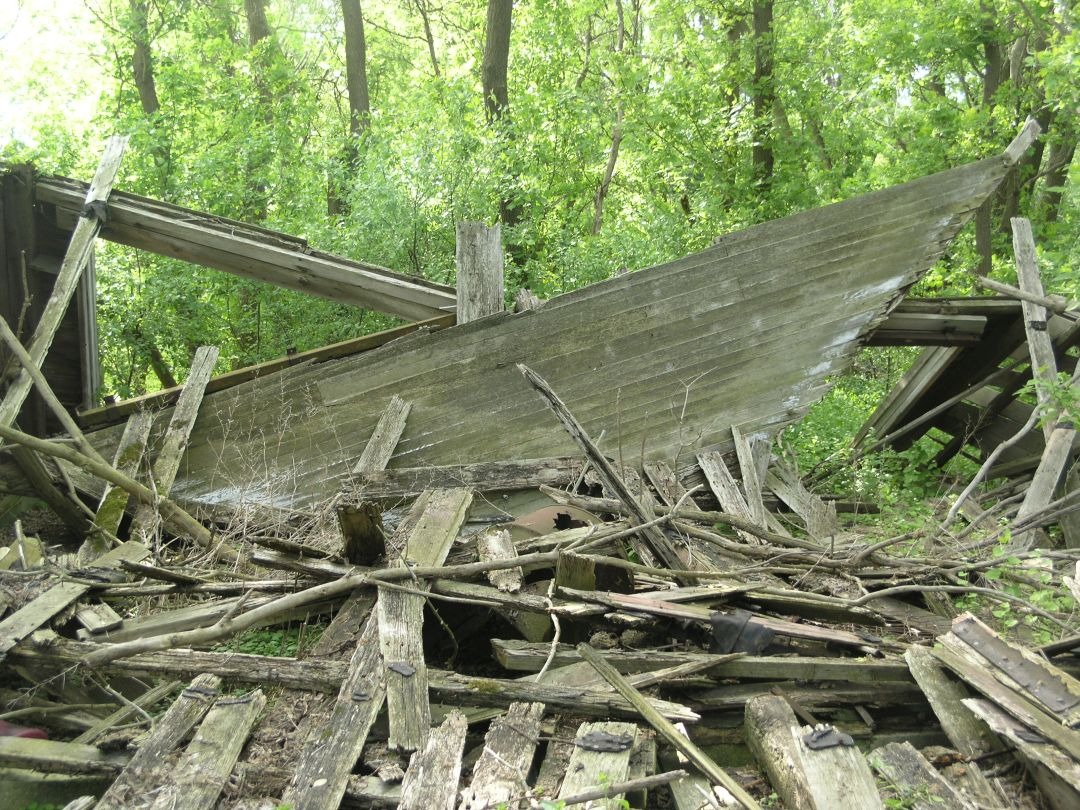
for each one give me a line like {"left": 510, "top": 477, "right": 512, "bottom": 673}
{"left": 548, "top": 769, "right": 690, "bottom": 808}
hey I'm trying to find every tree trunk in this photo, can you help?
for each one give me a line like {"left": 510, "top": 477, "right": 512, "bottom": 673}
{"left": 244, "top": 0, "right": 273, "bottom": 46}
{"left": 329, "top": 0, "right": 372, "bottom": 216}
{"left": 974, "top": 2, "right": 1006, "bottom": 275}
{"left": 482, "top": 0, "right": 513, "bottom": 124}
{"left": 342, "top": 0, "right": 371, "bottom": 139}
{"left": 752, "top": 0, "right": 775, "bottom": 192}
{"left": 1040, "top": 132, "right": 1076, "bottom": 224}
{"left": 413, "top": 0, "right": 441, "bottom": 78}
{"left": 129, "top": 0, "right": 159, "bottom": 115}
{"left": 482, "top": 0, "right": 520, "bottom": 237}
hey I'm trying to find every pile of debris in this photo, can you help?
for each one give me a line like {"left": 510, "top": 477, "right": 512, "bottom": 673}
{"left": 1, "top": 124, "right": 1079, "bottom": 809}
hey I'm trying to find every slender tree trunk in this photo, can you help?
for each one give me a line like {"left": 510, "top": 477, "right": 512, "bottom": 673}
{"left": 1039, "top": 132, "right": 1076, "bottom": 224}
{"left": 244, "top": 0, "right": 273, "bottom": 46}
{"left": 975, "top": 4, "right": 1006, "bottom": 275}
{"left": 129, "top": 0, "right": 159, "bottom": 115}
{"left": 751, "top": 0, "right": 775, "bottom": 192}
{"left": 482, "top": 0, "right": 520, "bottom": 236}
{"left": 413, "top": 0, "right": 441, "bottom": 78}
{"left": 329, "top": 0, "right": 372, "bottom": 216}
{"left": 482, "top": 0, "right": 513, "bottom": 124}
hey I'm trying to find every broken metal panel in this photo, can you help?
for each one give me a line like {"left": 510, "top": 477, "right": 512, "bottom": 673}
{"left": 72, "top": 154, "right": 1015, "bottom": 511}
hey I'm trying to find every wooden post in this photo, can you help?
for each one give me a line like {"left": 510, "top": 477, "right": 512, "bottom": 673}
{"left": 455, "top": 221, "right": 504, "bottom": 323}
{"left": 1013, "top": 217, "right": 1058, "bottom": 442}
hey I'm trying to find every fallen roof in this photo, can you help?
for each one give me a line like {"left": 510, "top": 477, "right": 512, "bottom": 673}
{"left": 66, "top": 135, "right": 1031, "bottom": 512}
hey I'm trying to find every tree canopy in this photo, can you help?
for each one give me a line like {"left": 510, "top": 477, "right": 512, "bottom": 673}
{"left": 1, "top": 0, "right": 1076, "bottom": 399}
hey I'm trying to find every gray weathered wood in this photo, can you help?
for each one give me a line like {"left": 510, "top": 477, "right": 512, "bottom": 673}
{"left": 557, "top": 721, "right": 638, "bottom": 810}
{"left": 346, "top": 457, "right": 583, "bottom": 501}
{"left": 73, "top": 601, "right": 123, "bottom": 635}
{"left": 1013, "top": 217, "right": 1058, "bottom": 441}
{"left": 578, "top": 643, "right": 759, "bottom": 809}
{"left": 283, "top": 618, "right": 386, "bottom": 809}
{"left": 904, "top": 645, "right": 1001, "bottom": 757}
{"left": 80, "top": 410, "right": 154, "bottom": 562}
{"left": 519, "top": 364, "right": 685, "bottom": 571}
{"left": 36, "top": 173, "right": 456, "bottom": 320}
{"left": 93, "top": 674, "right": 221, "bottom": 810}
{"left": 458, "top": 701, "right": 544, "bottom": 810}
{"left": 129, "top": 345, "right": 219, "bottom": 544}
{"left": 0, "top": 541, "right": 149, "bottom": 660}
{"left": 732, "top": 426, "right": 768, "bottom": 526}
{"left": 868, "top": 742, "right": 975, "bottom": 810}
{"left": 766, "top": 463, "right": 839, "bottom": 540}
{"left": 379, "top": 488, "right": 473, "bottom": 752}
{"left": 352, "top": 394, "right": 411, "bottom": 474}
{"left": 0, "top": 136, "right": 127, "bottom": 445}
{"left": 476, "top": 527, "right": 522, "bottom": 591}
{"left": 456, "top": 221, "right": 504, "bottom": 323}
{"left": 70, "top": 150, "right": 1016, "bottom": 512}
{"left": 697, "top": 450, "right": 760, "bottom": 543}
{"left": 964, "top": 697, "right": 1080, "bottom": 810}
{"left": 399, "top": 710, "right": 469, "bottom": 810}
{"left": 147, "top": 689, "right": 266, "bottom": 810}
{"left": 745, "top": 694, "right": 883, "bottom": 810}
{"left": 668, "top": 722, "right": 741, "bottom": 809}
{"left": 0, "top": 736, "right": 128, "bottom": 775}
{"left": 492, "top": 639, "right": 912, "bottom": 681}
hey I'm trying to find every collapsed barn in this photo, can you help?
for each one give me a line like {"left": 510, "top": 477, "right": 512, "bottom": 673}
{"left": 1, "top": 121, "right": 1079, "bottom": 809}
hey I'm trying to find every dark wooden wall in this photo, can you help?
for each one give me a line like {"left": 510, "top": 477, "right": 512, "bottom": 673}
{"left": 1, "top": 165, "right": 100, "bottom": 436}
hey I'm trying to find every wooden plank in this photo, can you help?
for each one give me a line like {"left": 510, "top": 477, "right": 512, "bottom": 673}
{"left": 352, "top": 394, "right": 411, "bottom": 474}
{"left": 346, "top": 457, "right": 583, "bottom": 501}
{"left": 557, "top": 721, "right": 638, "bottom": 810}
{"left": 458, "top": 701, "right": 544, "bottom": 810}
{"left": 379, "top": 488, "right": 473, "bottom": 752}
{"left": 476, "top": 527, "right": 522, "bottom": 591}
{"left": 456, "top": 221, "right": 504, "bottom": 323}
{"left": 491, "top": 639, "right": 912, "bottom": 681}
{"left": 80, "top": 410, "right": 154, "bottom": 562}
{"left": 868, "top": 312, "right": 987, "bottom": 346}
{"left": 73, "top": 601, "right": 123, "bottom": 634}
{"left": 732, "top": 427, "right": 768, "bottom": 527}
{"left": 766, "top": 463, "right": 838, "bottom": 540}
{"left": 36, "top": 174, "right": 457, "bottom": 320}
{"left": 904, "top": 645, "right": 1002, "bottom": 757}
{"left": 578, "top": 643, "right": 760, "bottom": 809}
{"left": 129, "top": 345, "right": 219, "bottom": 544}
{"left": 744, "top": 694, "right": 883, "bottom": 810}
{"left": 0, "top": 136, "right": 127, "bottom": 444}
{"left": 0, "top": 541, "right": 149, "bottom": 660}
{"left": 399, "top": 710, "right": 468, "bottom": 810}
{"left": 77, "top": 315, "right": 454, "bottom": 429}
{"left": 697, "top": 450, "right": 760, "bottom": 543}
{"left": 964, "top": 697, "right": 1080, "bottom": 810}
{"left": 1013, "top": 217, "right": 1058, "bottom": 441}
{"left": 868, "top": 742, "right": 975, "bottom": 810}
{"left": 147, "top": 690, "right": 266, "bottom": 810}
{"left": 0, "top": 736, "right": 127, "bottom": 775}
{"left": 668, "top": 723, "right": 742, "bottom": 809}
{"left": 73, "top": 680, "right": 180, "bottom": 745}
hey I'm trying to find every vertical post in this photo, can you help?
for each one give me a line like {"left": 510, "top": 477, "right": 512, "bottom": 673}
{"left": 455, "top": 221, "right": 504, "bottom": 323}
{"left": 1013, "top": 217, "right": 1058, "bottom": 442}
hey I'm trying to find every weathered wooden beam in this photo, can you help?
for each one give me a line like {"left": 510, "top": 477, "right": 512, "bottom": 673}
{"left": 456, "top": 221, "right": 504, "bottom": 323}
{"left": 1013, "top": 217, "right": 1059, "bottom": 441}
{"left": 490, "top": 639, "right": 913, "bottom": 681}
{"left": 35, "top": 173, "right": 456, "bottom": 321}
{"left": 903, "top": 645, "right": 1002, "bottom": 757}
{"left": 868, "top": 741, "right": 974, "bottom": 810}
{"left": 458, "top": 701, "right": 544, "bottom": 810}
{"left": 344, "top": 457, "right": 583, "bottom": 501}
{"left": 745, "top": 694, "right": 883, "bottom": 810}
{"left": 578, "top": 643, "right": 760, "bottom": 810}
{"left": 129, "top": 346, "right": 218, "bottom": 544}
{"left": 0, "top": 736, "right": 128, "bottom": 776}
{"left": 379, "top": 488, "right": 473, "bottom": 752}
{"left": 72, "top": 679, "right": 180, "bottom": 746}
{"left": 557, "top": 721, "right": 638, "bottom": 810}
{"left": 697, "top": 450, "right": 761, "bottom": 544}
{"left": 146, "top": 690, "right": 266, "bottom": 810}
{"left": 399, "top": 710, "right": 468, "bottom": 810}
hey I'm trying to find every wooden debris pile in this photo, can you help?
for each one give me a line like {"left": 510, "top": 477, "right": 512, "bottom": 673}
{"left": 2, "top": 348, "right": 1080, "bottom": 809}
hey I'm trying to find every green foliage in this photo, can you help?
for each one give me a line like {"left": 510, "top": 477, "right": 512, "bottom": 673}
{"left": 212, "top": 624, "right": 322, "bottom": 658}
